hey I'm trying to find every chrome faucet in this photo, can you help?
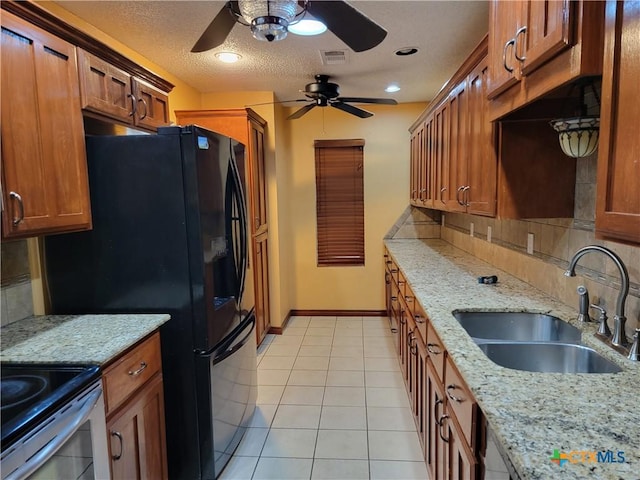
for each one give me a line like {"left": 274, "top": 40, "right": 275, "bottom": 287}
{"left": 564, "top": 245, "right": 630, "bottom": 348}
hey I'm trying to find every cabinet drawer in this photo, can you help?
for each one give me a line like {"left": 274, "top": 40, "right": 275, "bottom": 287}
{"left": 103, "top": 332, "right": 162, "bottom": 414}
{"left": 445, "top": 356, "right": 477, "bottom": 448}
{"left": 426, "top": 322, "right": 446, "bottom": 382}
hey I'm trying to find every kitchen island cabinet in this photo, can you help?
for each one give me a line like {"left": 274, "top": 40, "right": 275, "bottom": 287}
{"left": 595, "top": 1, "right": 640, "bottom": 244}
{"left": 384, "top": 239, "right": 639, "bottom": 480}
{"left": 1, "top": 11, "right": 91, "bottom": 239}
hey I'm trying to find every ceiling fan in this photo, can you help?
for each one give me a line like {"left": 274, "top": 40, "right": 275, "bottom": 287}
{"left": 284, "top": 75, "right": 398, "bottom": 120}
{"left": 191, "top": 1, "right": 387, "bottom": 53}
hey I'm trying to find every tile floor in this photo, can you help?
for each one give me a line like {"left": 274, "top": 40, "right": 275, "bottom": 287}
{"left": 220, "top": 316, "right": 428, "bottom": 480}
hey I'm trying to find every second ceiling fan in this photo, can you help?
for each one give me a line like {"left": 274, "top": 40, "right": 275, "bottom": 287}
{"left": 191, "top": 0, "right": 388, "bottom": 53}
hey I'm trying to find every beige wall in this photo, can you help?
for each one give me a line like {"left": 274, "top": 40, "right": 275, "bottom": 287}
{"left": 281, "top": 103, "right": 427, "bottom": 311}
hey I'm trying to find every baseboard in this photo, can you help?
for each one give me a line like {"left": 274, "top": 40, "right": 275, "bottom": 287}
{"left": 267, "top": 311, "right": 292, "bottom": 335}
{"left": 289, "top": 309, "right": 387, "bottom": 317}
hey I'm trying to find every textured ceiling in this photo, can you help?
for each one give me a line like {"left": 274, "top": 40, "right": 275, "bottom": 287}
{"left": 53, "top": 1, "right": 489, "bottom": 104}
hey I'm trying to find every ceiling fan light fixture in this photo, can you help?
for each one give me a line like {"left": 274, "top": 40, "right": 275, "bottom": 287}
{"left": 238, "top": 0, "right": 298, "bottom": 42}
{"left": 385, "top": 84, "right": 401, "bottom": 93}
{"left": 288, "top": 19, "right": 327, "bottom": 36}
{"left": 395, "top": 47, "right": 419, "bottom": 56}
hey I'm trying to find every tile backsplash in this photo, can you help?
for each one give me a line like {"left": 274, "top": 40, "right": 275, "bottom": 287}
{"left": 1, "top": 240, "right": 34, "bottom": 326}
{"left": 385, "top": 206, "right": 441, "bottom": 239}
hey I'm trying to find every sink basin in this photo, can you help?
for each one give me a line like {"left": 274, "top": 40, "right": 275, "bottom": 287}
{"left": 452, "top": 311, "right": 581, "bottom": 343}
{"left": 477, "top": 342, "right": 622, "bottom": 374}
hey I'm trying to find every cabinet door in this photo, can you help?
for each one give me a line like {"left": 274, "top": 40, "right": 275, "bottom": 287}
{"left": 249, "top": 121, "right": 268, "bottom": 234}
{"left": 487, "top": 0, "right": 525, "bottom": 98}
{"left": 108, "top": 374, "right": 168, "bottom": 480}
{"left": 443, "top": 415, "right": 478, "bottom": 480}
{"left": 1, "top": 12, "right": 91, "bottom": 238}
{"left": 253, "top": 234, "right": 271, "bottom": 343}
{"left": 520, "top": 0, "right": 573, "bottom": 76}
{"left": 412, "top": 336, "right": 428, "bottom": 452}
{"left": 422, "top": 117, "right": 436, "bottom": 207}
{"left": 77, "top": 49, "right": 133, "bottom": 123}
{"left": 426, "top": 360, "right": 446, "bottom": 480}
{"left": 433, "top": 101, "right": 450, "bottom": 209}
{"left": 446, "top": 82, "right": 468, "bottom": 213}
{"left": 132, "top": 78, "right": 170, "bottom": 130}
{"left": 466, "top": 58, "right": 497, "bottom": 217}
{"left": 596, "top": 1, "right": 640, "bottom": 243}
{"left": 409, "top": 127, "right": 421, "bottom": 205}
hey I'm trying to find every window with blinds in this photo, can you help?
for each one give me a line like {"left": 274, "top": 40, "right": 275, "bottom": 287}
{"left": 314, "top": 139, "right": 365, "bottom": 266}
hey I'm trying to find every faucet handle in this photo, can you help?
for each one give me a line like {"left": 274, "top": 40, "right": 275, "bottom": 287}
{"left": 590, "top": 304, "right": 611, "bottom": 338}
{"left": 577, "top": 286, "right": 591, "bottom": 322}
{"left": 628, "top": 329, "right": 639, "bottom": 361}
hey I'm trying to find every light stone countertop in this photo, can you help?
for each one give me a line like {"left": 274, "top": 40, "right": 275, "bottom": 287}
{"left": 385, "top": 239, "right": 639, "bottom": 480}
{"left": 0, "top": 314, "right": 170, "bottom": 366}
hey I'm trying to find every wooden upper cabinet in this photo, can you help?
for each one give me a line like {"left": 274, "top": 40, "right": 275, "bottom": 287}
{"left": 446, "top": 82, "right": 469, "bottom": 213}
{"left": 595, "top": 1, "right": 640, "bottom": 244}
{"left": 488, "top": 0, "right": 604, "bottom": 120}
{"left": 487, "top": 0, "right": 525, "bottom": 98}
{"left": 132, "top": 78, "right": 170, "bottom": 130}
{"left": 466, "top": 58, "right": 497, "bottom": 216}
{"left": 77, "top": 49, "right": 133, "bottom": 122}
{"left": 77, "top": 49, "right": 170, "bottom": 131}
{"left": 1, "top": 11, "right": 91, "bottom": 238}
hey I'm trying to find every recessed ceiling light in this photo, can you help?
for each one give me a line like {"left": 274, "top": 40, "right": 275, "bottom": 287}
{"left": 385, "top": 84, "right": 401, "bottom": 93}
{"left": 395, "top": 47, "right": 419, "bottom": 56}
{"left": 215, "top": 52, "right": 242, "bottom": 63}
{"left": 288, "top": 19, "right": 327, "bottom": 36}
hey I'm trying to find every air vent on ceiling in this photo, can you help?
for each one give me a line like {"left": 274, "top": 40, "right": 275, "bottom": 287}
{"left": 320, "top": 50, "right": 348, "bottom": 65}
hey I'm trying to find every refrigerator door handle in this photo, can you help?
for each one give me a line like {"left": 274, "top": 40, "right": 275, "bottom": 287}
{"left": 196, "top": 311, "right": 256, "bottom": 360}
{"left": 229, "top": 142, "right": 249, "bottom": 301}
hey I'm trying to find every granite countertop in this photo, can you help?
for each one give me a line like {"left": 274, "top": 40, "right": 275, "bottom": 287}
{"left": 384, "top": 239, "right": 639, "bottom": 480}
{"left": 0, "top": 314, "right": 170, "bottom": 365}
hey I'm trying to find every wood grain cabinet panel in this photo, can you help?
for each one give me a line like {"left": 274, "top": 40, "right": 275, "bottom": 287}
{"left": 595, "top": 1, "right": 640, "bottom": 243}
{"left": 104, "top": 332, "right": 168, "bottom": 480}
{"left": 1, "top": 11, "right": 91, "bottom": 238}
{"left": 132, "top": 78, "right": 170, "bottom": 130}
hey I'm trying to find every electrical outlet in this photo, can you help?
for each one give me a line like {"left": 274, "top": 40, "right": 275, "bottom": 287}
{"left": 441, "top": 214, "right": 445, "bottom": 227}
{"left": 487, "top": 226, "right": 492, "bottom": 243}
{"left": 527, "top": 233, "right": 534, "bottom": 255}
{"left": 470, "top": 222, "right": 475, "bottom": 237}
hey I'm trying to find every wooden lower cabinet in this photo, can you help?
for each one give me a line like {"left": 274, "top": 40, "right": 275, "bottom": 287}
{"left": 107, "top": 374, "right": 167, "bottom": 480}
{"left": 103, "top": 333, "right": 168, "bottom": 480}
{"left": 443, "top": 414, "right": 478, "bottom": 480}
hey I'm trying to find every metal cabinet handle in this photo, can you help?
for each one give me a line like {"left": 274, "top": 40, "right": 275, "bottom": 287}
{"left": 111, "top": 431, "right": 123, "bottom": 460}
{"left": 514, "top": 26, "right": 527, "bottom": 62}
{"left": 440, "top": 186, "right": 447, "bottom": 204}
{"left": 390, "top": 296, "right": 398, "bottom": 302}
{"left": 414, "top": 314, "right": 426, "bottom": 324}
{"left": 385, "top": 260, "right": 392, "bottom": 265}
{"left": 9, "top": 191, "right": 24, "bottom": 226}
{"left": 427, "top": 343, "right": 442, "bottom": 355}
{"left": 405, "top": 295, "right": 413, "bottom": 301}
{"left": 434, "top": 398, "right": 444, "bottom": 424}
{"left": 502, "top": 38, "right": 516, "bottom": 73}
{"left": 456, "top": 186, "right": 466, "bottom": 206}
{"left": 385, "top": 273, "right": 390, "bottom": 285}
{"left": 446, "top": 384, "right": 465, "bottom": 403}
{"left": 138, "top": 97, "right": 148, "bottom": 120}
{"left": 400, "top": 312, "right": 407, "bottom": 325}
{"left": 127, "top": 93, "right": 137, "bottom": 117}
{"left": 128, "top": 361, "right": 147, "bottom": 376}
{"left": 398, "top": 280, "right": 406, "bottom": 286}
{"left": 255, "top": 217, "right": 260, "bottom": 230}
{"left": 391, "top": 268, "right": 398, "bottom": 273}
{"left": 438, "top": 414, "right": 450, "bottom": 443}
{"left": 463, "top": 185, "right": 470, "bottom": 207}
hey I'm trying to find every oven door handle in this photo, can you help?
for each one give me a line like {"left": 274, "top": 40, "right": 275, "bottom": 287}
{"left": 4, "top": 388, "right": 102, "bottom": 480}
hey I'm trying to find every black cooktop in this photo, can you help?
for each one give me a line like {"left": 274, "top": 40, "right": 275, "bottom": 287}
{"left": 0, "top": 363, "right": 100, "bottom": 451}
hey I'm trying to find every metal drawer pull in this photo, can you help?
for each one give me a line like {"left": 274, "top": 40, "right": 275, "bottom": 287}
{"left": 405, "top": 295, "right": 413, "bottom": 301}
{"left": 128, "top": 361, "right": 147, "bottom": 376}
{"left": 127, "top": 93, "right": 137, "bottom": 117}
{"left": 502, "top": 38, "right": 516, "bottom": 73}
{"left": 514, "top": 26, "right": 527, "bottom": 62}
{"left": 456, "top": 185, "right": 466, "bottom": 206}
{"left": 446, "top": 384, "right": 465, "bottom": 403}
{"left": 434, "top": 398, "right": 443, "bottom": 423}
{"left": 440, "top": 186, "right": 447, "bottom": 204}
{"left": 111, "top": 431, "right": 123, "bottom": 460}
{"left": 438, "top": 414, "right": 450, "bottom": 442}
{"left": 9, "top": 192, "right": 24, "bottom": 226}
{"left": 138, "top": 97, "right": 148, "bottom": 120}
{"left": 414, "top": 314, "right": 426, "bottom": 324}
{"left": 427, "top": 343, "right": 442, "bottom": 355}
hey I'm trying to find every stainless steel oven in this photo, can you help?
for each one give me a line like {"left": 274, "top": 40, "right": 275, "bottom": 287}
{"left": 1, "top": 365, "right": 110, "bottom": 480}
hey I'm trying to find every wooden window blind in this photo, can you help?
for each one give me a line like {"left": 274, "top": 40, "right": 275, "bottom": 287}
{"left": 314, "top": 139, "right": 365, "bottom": 266}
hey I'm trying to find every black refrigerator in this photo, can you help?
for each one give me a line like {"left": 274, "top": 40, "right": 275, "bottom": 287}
{"left": 44, "top": 125, "right": 258, "bottom": 479}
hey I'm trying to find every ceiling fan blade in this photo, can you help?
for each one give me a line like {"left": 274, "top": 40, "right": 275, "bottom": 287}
{"left": 287, "top": 103, "right": 317, "bottom": 120}
{"left": 246, "top": 99, "right": 309, "bottom": 107}
{"left": 337, "top": 97, "right": 398, "bottom": 105}
{"left": 331, "top": 102, "right": 374, "bottom": 118}
{"left": 191, "top": 2, "right": 238, "bottom": 53}
{"left": 305, "top": 1, "right": 387, "bottom": 52}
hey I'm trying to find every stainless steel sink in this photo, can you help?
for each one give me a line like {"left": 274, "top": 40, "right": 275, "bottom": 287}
{"left": 452, "top": 311, "right": 581, "bottom": 343}
{"left": 477, "top": 342, "right": 622, "bottom": 374}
